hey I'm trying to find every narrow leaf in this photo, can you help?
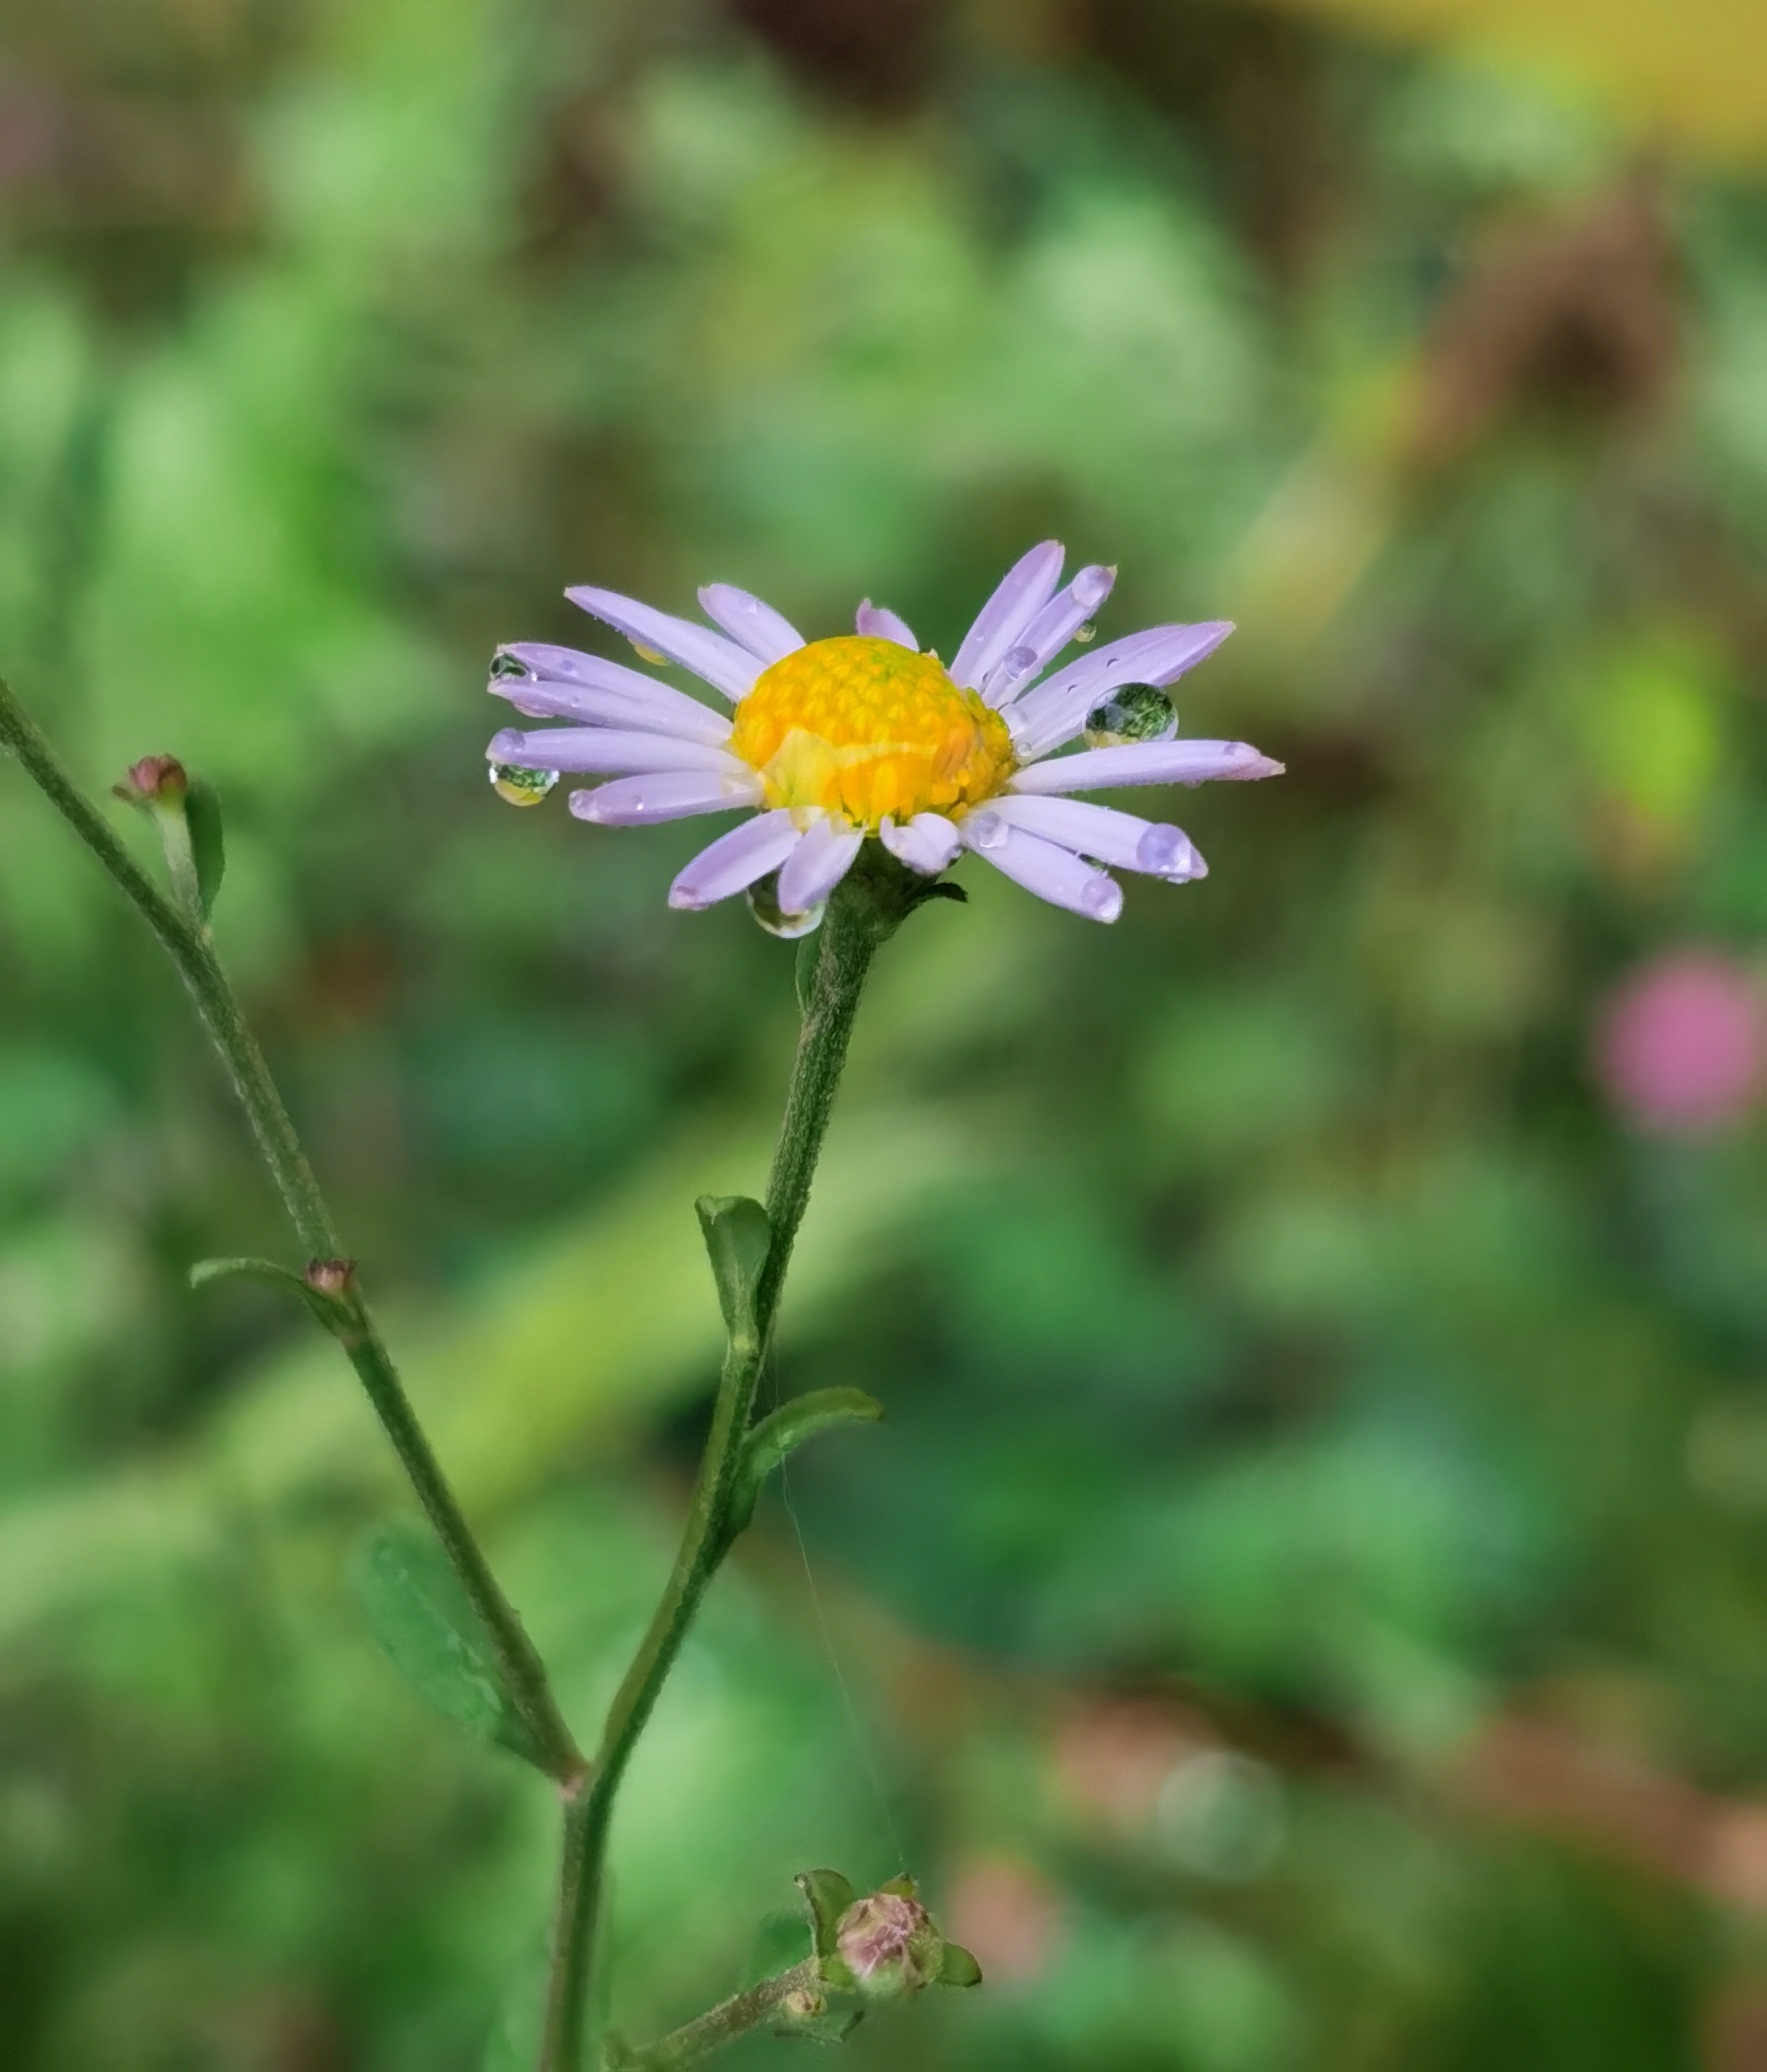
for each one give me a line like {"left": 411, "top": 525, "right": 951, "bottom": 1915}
{"left": 795, "top": 1868, "right": 857, "bottom": 1961}
{"left": 696, "top": 1195, "right": 771, "bottom": 1345}
{"left": 189, "top": 1255, "right": 351, "bottom": 1332}
{"left": 353, "top": 1519, "right": 542, "bottom": 1768}
{"left": 733, "top": 1388, "right": 883, "bottom": 1532}
{"left": 937, "top": 1943, "right": 983, "bottom": 1989}
{"left": 183, "top": 777, "right": 226, "bottom": 919}
{"left": 190, "top": 1255, "right": 306, "bottom": 1295}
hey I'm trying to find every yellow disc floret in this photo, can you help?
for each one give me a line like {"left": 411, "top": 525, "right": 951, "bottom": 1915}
{"left": 730, "top": 635, "right": 1015, "bottom": 830}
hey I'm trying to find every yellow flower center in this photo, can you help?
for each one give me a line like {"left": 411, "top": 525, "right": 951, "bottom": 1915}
{"left": 729, "top": 635, "right": 1015, "bottom": 830}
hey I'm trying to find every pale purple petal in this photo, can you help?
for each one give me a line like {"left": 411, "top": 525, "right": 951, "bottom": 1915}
{"left": 776, "top": 815, "right": 863, "bottom": 914}
{"left": 981, "top": 564, "right": 1117, "bottom": 708}
{"left": 856, "top": 600, "right": 918, "bottom": 649}
{"left": 669, "top": 810, "right": 803, "bottom": 910}
{"left": 566, "top": 586, "right": 761, "bottom": 701}
{"left": 497, "top": 642, "right": 665, "bottom": 691}
{"left": 985, "top": 794, "right": 1204, "bottom": 879}
{"left": 490, "top": 666, "right": 732, "bottom": 746}
{"left": 1008, "top": 621, "right": 1235, "bottom": 757}
{"left": 488, "top": 726, "right": 750, "bottom": 777}
{"left": 879, "top": 812, "right": 962, "bottom": 874}
{"left": 950, "top": 542, "right": 1064, "bottom": 690}
{"left": 961, "top": 816, "right": 1122, "bottom": 923}
{"left": 1009, "top": 739, "right": 1283, "bottom": 794}
{"left": 569, "top": 772, "right": 763, "bottom": 826}
{"left": 698, "top": 584, "right": 804, "bottom": 664}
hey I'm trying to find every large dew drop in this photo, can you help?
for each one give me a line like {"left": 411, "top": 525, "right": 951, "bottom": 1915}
{"left": 746, "top": 870, "right": 824, "bottom": 939}
{"left": 488, "top": 762, "right": 559, "bottom": 807}
{"left": 1084, "top": 684, "right": 1177, "bottom": 749}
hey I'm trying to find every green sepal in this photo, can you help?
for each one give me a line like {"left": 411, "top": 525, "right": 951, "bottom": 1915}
{"left": 731, "top": 1388, "right": 883, "bottom": 1532}
{"left": 353, "top": 1519, "right": 544, "bottom": 1770}
{"left": 817, "top": 1953, "right": 860, "bottom": 1994}
{"left": 189, "top": 1255, "right": 352, "bottom": 1335}
{"left": 936, "top": 1943, "right": 983, "bottom": 1989}
{"left": 695, "top": 1195, "right": 771, "bottom": 1349}
{"left": 795, "top": 1868, "right": 857, "bottom": 1962}
{"left": 183, "top": 777, "right": 226, "bottom": 920}
{"left": 879, "top": 1873, "right": 918, "bottom": 1900}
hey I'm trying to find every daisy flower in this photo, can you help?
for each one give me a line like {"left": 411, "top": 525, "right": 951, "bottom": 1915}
{"left": 485, "top": 542, "right": 1281, "bottom": 927}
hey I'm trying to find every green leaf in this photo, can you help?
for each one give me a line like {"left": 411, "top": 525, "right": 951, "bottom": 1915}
{"left": 795, "top": 1868, "right": 857, "bottom": 1962}
{"left": 741, "top": 1910, "right": 812, "bottom": 1989}
{"left": 353, "top": 1519, "right": 542, "bottom": 1768}
{"left": 696, "top": 1194, "right": 771, "bottom": 1348}
{"left": 936, "top": 1943, "right": 983, "bottom": 1989}
{"left": 189, "top": 1255, "right": 351, "bottom": 1333}
{"left": 732, "top": 1388, "right": 883, "bottom": 1532}
{"left": 183, "top": 777, "right": 226, "bottom": 919}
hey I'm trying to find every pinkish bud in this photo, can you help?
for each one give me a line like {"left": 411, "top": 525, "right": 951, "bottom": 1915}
{"left": 114, "top": 755, "right": 188, "bottom": 804}
{"left": 305, "top": 1258, "right": 357, "bottom": 1299}
{"left": 834, "top": 1891, "right": 942, "bottom": 2000}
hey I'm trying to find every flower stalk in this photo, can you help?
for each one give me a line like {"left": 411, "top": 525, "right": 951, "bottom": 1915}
{"left": 0, "top": 672, "right": 583, "bottom": 1789}
{"left": 538, "top": 850, "right": 929, "bottom": 2069}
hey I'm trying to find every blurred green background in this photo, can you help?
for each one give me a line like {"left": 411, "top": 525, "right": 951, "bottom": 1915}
{"left": 6, "top": 0, "right": 1767, "bottom": 2066}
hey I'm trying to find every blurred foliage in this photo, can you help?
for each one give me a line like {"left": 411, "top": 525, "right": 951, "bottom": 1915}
{"left": 4, "top": 1, "right": 1767, "bottom": 2068}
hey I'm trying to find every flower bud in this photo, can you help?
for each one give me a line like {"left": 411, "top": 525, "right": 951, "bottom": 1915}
{"left": 114, "top": 755, "right": 188, "bottom": 804}
{"left": 305, "top": 1258, "right": 357, "bottom": 1299}
{"left": 834, "top": 1891, "right": 944, "bottom": 2001}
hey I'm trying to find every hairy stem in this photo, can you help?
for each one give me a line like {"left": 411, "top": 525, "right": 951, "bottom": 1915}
{"left": 539, "top": 862, "right": 911, "bottom": 2071}
{"left": 0, "top": 673, "right": 581, "bottom": 1784}
{"left": 622, "top": 1958, "right": 826, "bottom": 2069}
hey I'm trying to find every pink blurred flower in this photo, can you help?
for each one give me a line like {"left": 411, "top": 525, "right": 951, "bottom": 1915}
{"left": 1596, "top": 950, "right": 1763, "bottom": 1136}
{"left": 944, "top": 1857, "right": 1064, "bottom": 1985}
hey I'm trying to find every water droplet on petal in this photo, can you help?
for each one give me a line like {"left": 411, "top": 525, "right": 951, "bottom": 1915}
{"left": 489, "top": 763, "right": 559, "bottom": 807}
{"left": 1081, "top": 875, "right": 1123, "bottom": 922}
{"left": 964, "top": 810, "right": 1008, "bottom": 852}
{"left": 1084, "top": 684, "right": 1176, "bottom": 748}
{"left": 1073, "top": 622, "right": 1097, "bottom": 644}
{"left": 1136, "top": 824, "right": 1193, "bottom": 876}
{"left": 747, "top": 870, "right": 824, "bottom": 939}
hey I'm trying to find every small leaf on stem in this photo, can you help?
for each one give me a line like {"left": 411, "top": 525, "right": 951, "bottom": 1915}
{"left": 695, "top": 1194, "right": 771, "bottom": 1347}
{"left": 731, "top": 1388, "right": 882, "bottom": 1533}
{"left": 354, "top": 1519, "right": 544, "bottom": 1769}
{"left": 183, "top": 777, "right": 226, "bottom": 919}
{"left": 190, "top": 1254, "right": 355, "bottom": 1335}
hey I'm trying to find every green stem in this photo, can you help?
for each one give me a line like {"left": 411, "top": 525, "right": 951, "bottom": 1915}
{"left": 539, "top": 861, "right": 913, "bottom": 2071}
{"left": 621, "top": 1959, "right": 826, "bottom": 2069}
{"left": 0, "top": 673, "right": 582, "bottom": 1785}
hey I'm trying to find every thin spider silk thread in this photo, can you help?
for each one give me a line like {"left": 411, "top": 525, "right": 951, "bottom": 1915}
{"left": 760, "top": 1341, "right": 908, "bottom": 1875}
